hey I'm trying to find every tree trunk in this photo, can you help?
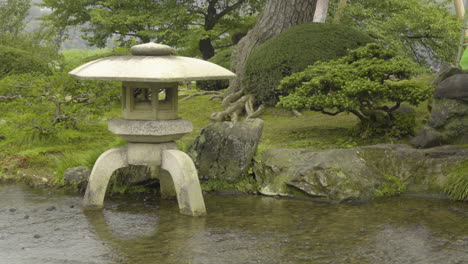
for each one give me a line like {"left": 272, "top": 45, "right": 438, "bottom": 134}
{"left": 199, "top": 38, "right": 215, "bottom": 60}
{"left": 226, "top": 0, "right": 317, "bottom": 95}
{"left": 332, "top": 0, "right": 348, "bottom": 24}
{"left": 313, "top": 0, "right": 329, "bottom": 23}
{"left": 454, "top": 0, "right": 465, "bottom": 19}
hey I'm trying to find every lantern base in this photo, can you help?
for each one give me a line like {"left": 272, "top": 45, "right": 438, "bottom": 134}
{"left": 82, "top": 142, "right": 206, "bottom": 216}
{"left": 108, "top": 118, "right": 193, "bottom": 143}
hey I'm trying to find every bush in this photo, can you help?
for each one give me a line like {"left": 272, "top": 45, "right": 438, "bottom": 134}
{"left": 0, "top": 45, "right": 51, "bottom": 79}
{"left": 0, "top": 72, "right": 120, "bottom": 135}
{"left": 356, "top": 106, "right": 417, "bottom": 138}
{"left": 243, "top": 23, "right": 373, "bottom": 105}
{"left": 278, "top": 43, "right": 433, "bottom": 138}
{"left": 443, "top": 160, "right": 468, "bottom": 201}
{"left": 197, "top": 47, "right": 232, "bottom": 91}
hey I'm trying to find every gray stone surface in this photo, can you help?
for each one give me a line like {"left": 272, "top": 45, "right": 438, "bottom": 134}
{"left": 69, "top": 42, "right": 236, "bottom": 82}
{"left": 161, "top": 149, "right": 206, "bottom": 216}
{"left": 108, "top": 118, "right": 193, "bottom": 143}
{"left": 412, "top": 73, "right": 468, "bottom": 148}
{"left": 63, "top": 166, "right": 90, "bottom": 187}
{"left": 188, "top": 119, "right": 264, "bottom": 183}
{"left": 83, "top": 144, "right": 206, "bottom": 216}
{"left": 411, "top": 128, "right": 443, "bottom": 149}
{"left": 254, "top": 144, "right": 468, "bottom": 202}
{"left": 431, "top": 62, "right": 463, "bottom": 87}
{"left": 434, "top": 74, "right": 468, "bottom": 99}
{"left": 127, "top": 142, "right": 177, "bottom": 166}
{"left": 131, "top": 42, "right": 173, "bottom": 56}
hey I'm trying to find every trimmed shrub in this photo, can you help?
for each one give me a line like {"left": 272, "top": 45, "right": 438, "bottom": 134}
{"left": 278, "top": 43, "right": 432, "bottom": 138}
{"left": 0, "top": 45, "right": 51, "bottom": 79}
{"left": 243, "top": 23, "right": 372, "bottom": 105}
{"left": 197, "top": 47, "right": 232, "bottom": 91}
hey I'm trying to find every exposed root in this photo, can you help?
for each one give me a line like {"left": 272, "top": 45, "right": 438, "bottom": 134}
{"left": 209, "top": 95, "right": 224, "bottom": 101}
{"left": 210, "top": 91, "right": 265, "bottom": 122}
{"left": 182, "top": 91, "right": 222, "bottom": 101}
{"left": 292, "top": 110, "right": 302, "bottom": 117}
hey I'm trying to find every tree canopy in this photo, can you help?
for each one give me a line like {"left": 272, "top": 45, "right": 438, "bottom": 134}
{"left": 40, "top": 0, "right": 264, "bottom": 59}
{"left": 334, "top": 0, "right": 460, "bottom": 65}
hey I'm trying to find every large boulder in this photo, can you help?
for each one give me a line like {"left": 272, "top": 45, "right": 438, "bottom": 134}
{"left": 431, "top": 62, "right": 463, "bottom": 87}
{"left": 188, "top": 119, "right": 264, "bottom": 183}
{"left": 412, "top": 73, "right": 468, "bottom": 148}
{"left": 254, "top": 144, "right": 468, "bottom": 201}
{"left": 433, "top": 73, "right": 468, "bottom": 99}
{"left": 63, "top": 166, "right": 90, "bottom": 185}
{"left": 63, "top": 166, "right": 91, "bottom": 192}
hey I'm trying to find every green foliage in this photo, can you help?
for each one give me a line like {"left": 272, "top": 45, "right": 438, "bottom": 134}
{"left": 0, "top": 0, "right": 60, "bottom": 64}
{"left": 374, "top": 175, "right": 406, "bottom": 197}
{"left": 336, "top": 0, "right": 459, "bottom": 65}
{"left": 0, "top": 45, "right": 51, "bottom": 78}
{"left": 443, "top": 161, "right": 468, "bottom": 201}
{"left": 279, "top": 43, "right": 433, "bottom": 137}
{"left": 55, "top": 148, "right": 107, "bottom": 184}
{"left": 461, "top": 48, "right": 468, "bottom": 70}
{"left": 0, "top": 72, "right": 120, "bottom": 135}
{"left": 59, "top": 47, "right": 130, "bottom": 71}
{"left": 0, "top": 0, "right": 30, "bottom": 37}
{"left": 243, "top": 23, "right": 373, "bottom": 106}
{"left": 356, "top": 107, "right": 417, "bottom": 139}
{"left": 197, "top": 47, "right": 232, "bottom": 91}
{"left": 40, "top": 0, "right": 264, "bottom": 58}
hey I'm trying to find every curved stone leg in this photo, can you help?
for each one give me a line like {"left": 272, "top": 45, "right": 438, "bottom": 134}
{"left": 161, "top": 149, "right": 206, "bottom": 216}
{"left": 83, "top": 148, "right": 128, "bottom": 208}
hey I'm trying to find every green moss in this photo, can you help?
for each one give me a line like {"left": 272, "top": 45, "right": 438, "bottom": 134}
{"left": 443, "top": 160, "right": 468, "bottom": 201}
{"left": 243, "top": 23, "right": 372, "bottom": 106}
{"left": 374, "top": 175, "right": 406, "bottom": 197}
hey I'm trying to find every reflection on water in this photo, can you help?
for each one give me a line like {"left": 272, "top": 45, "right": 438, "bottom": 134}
{"left": 1, "top": 185, "right": 467, "bottom": 264}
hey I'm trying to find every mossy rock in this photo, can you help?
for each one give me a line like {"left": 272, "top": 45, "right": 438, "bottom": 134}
{"left": 254, "top": 144, "right": 468, "bottom": 201}
{"left": 0, "top": 45, "right": 51, "bottom": 78}
{"left": 243, "top": 23, "right": 372, "bottom": 106}
{"left": 197, "top": 47, "right": 232, "bottom": 91}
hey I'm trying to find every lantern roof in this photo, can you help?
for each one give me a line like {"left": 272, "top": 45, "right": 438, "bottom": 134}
{"left": 69, "top": 43, "right": 236, "bottom": 82}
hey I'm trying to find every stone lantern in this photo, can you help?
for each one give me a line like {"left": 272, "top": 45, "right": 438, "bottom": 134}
{"left": 69, "top": 43, "right": 235, "bottom": 216}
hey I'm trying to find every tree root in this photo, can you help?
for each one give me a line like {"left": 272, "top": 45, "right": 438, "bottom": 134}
{"left": 292, "top": 110, "right": 302, "bottom": 117}
{"left": 210, "top": 90, "right": 264, "bottom": 122}
{"left": 182, "top": 91, "right": 223, "bottom": 101}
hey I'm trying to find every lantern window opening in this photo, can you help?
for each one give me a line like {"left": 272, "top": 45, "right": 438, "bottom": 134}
{"left": 158, "top": 88, "right": 168, "bottom": 102}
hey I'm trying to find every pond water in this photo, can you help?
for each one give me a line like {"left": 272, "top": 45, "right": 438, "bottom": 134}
{"left": 0, "top": 184, "right": 467, "bottom": 264}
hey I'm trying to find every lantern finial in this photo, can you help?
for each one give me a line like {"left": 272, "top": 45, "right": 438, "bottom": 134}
{"left": 131, "top": 42, "right": 173, "bottom": 56}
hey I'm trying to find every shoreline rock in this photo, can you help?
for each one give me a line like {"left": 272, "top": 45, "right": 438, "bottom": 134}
{"left": 254, "top": 144, "right": 468, "bottom": 202}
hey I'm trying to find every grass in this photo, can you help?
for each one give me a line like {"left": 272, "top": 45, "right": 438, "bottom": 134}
{"left": 460, "top": 47, "right": 468, "bottom": 70}
{"left": 443, "top": 160, "right": 468, "bottom": 201}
